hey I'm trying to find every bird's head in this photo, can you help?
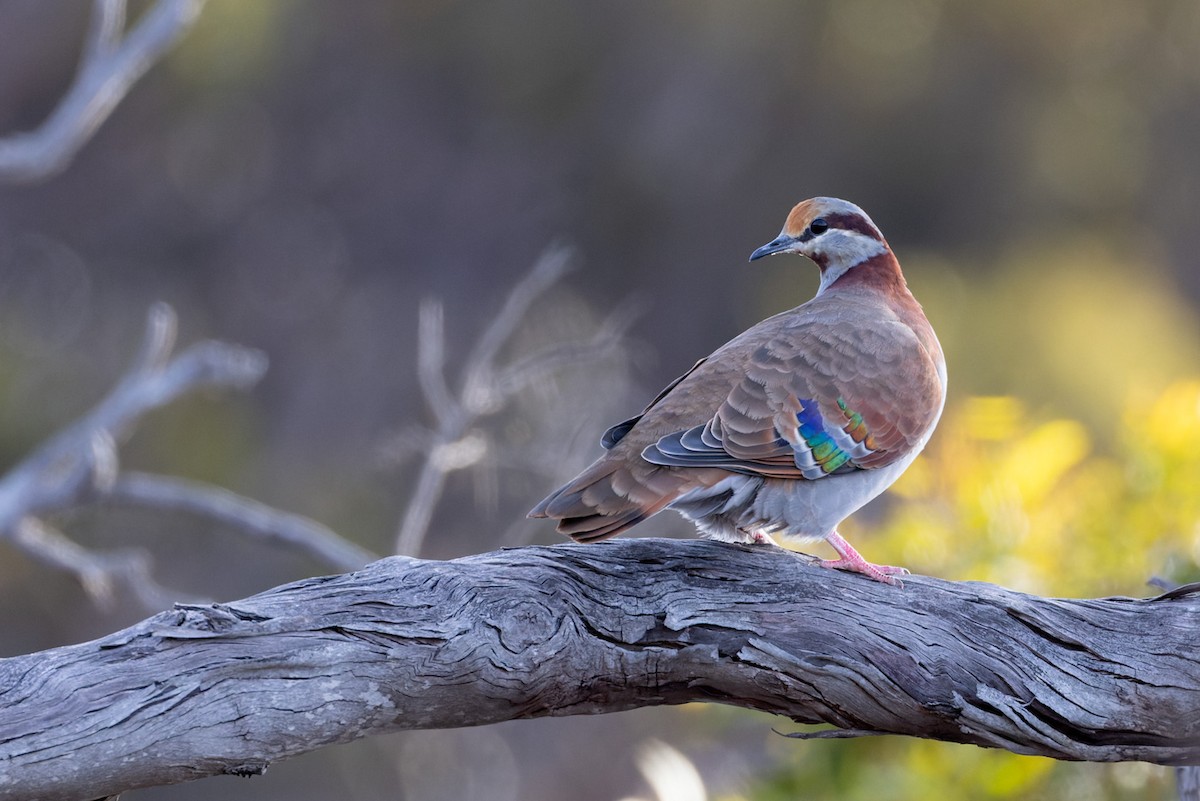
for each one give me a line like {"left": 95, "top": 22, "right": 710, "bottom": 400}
{"left": 749, "top": 197, "right": 891, "bottom": 294}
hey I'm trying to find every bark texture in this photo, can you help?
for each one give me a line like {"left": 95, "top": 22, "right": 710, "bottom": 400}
{"left": 2, "top": 539, "right": 1198, "bottom": 801}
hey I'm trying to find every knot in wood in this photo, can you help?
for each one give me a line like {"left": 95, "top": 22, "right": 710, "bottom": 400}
{"left": 484, "top": 598, "right": 559, "bottom": 653}
{"left": 172, "top": 602, "right": 269, "bottom": 633}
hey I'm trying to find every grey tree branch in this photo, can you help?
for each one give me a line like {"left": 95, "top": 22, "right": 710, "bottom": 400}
{"left": 459, "top": 243, "right": 573, "bottom": 412}
{"left": 0, "top": 0, "right": 208, "bottom": 183}
{"left": 0, "top": 303, "right": 374, "bottom": 604}
{"left": 84, "top": 0, "right": 127, "bottom": 63}
{"left": 0, "top": 538, "right": 1196, "bottom": 801}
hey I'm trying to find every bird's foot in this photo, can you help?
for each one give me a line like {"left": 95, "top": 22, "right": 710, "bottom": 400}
{"left": 750, "top": 530, "right": 780, "bottom": 547}
{"left": 816, "top": 556, "right": 908, "bottom": 586}
{"left": 820, "top": 530, "right": 908, "bottom": 588}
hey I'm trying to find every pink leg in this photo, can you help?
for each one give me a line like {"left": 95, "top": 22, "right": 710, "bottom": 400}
{"left": 818, "top": 530, "right": 909, "bottom": 587}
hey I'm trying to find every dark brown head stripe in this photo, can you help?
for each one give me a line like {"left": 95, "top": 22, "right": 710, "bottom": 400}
{"left": 823, "top": 212, "right": 883, "bottom": 241}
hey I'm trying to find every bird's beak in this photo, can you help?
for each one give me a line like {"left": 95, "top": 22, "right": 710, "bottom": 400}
{"left": 749, "top": 234, "right": 799, "bottom": 262}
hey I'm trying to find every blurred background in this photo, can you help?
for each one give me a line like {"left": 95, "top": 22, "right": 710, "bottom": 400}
{"left": 2, "top": 1, "right": 1199, "bottom": 799}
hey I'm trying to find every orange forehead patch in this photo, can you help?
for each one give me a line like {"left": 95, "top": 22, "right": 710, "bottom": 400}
{"left": 782, "top": 199, "right": 822, "bottom": 236}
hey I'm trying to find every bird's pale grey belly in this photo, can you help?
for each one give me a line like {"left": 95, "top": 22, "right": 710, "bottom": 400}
{"left": 667, "top": 345, "right": 946, "bottom": 544}
{"left": 667, "top": 445, "right": 922, "bottom": 543}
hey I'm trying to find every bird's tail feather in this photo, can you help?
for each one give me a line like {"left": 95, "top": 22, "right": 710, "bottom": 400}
{"left": 529, "top": 460, "right": 682, "bottom": 542}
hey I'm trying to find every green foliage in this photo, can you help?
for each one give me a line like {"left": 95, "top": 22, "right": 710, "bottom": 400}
{"left": 876, "top": 324, "right": 1200, "bottom": 598}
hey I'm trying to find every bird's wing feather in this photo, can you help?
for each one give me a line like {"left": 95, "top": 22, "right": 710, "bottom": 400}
{"left": 642, "top": 306, "right": 942, "bottom": 480}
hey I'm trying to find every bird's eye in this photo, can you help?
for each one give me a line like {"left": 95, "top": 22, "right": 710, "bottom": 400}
{"left": 809, "top": 218, "right": 829, "bottom": 236}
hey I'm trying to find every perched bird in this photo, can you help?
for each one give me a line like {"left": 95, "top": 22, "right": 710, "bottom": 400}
{"left": 529, "top": 198, "right": 946, "bottom": 585}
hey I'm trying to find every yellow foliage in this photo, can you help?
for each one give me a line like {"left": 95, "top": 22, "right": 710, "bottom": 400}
{"left": 997, "top": 418, "right": 1090, "bottom": 505}
{"left": 867, "top": 380, "right": 1200, "bottom": 597}
{"left": 1137, "top": 380, "right": 1200, "bottom": 458}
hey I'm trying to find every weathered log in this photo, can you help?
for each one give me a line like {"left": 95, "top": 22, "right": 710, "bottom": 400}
{"left": 1, "top": 538, "right": 1197, "bottom": 801}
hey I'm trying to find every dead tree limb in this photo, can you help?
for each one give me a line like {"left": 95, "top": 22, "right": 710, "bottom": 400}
{"left": 1, "top": 538, "right": 1197, "bottom": 801}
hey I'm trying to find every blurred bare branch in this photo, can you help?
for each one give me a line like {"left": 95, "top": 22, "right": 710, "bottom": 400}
{"left": 0, "top": 0, "right": 207, "bottom": 183}
{"left": 11, "top": 516, "right": 184, "bottom": 611}
{"left": 0, "top": 303, "right": 374, "bottom": 608}
{"left": 460, "top": 244, "right": 575, "bottom": 414}
{"left": 416, "top": 298, "right": 458, "bottom": 427}
{"left": 105, "top": 472, "right": 375, "bottom": 571}
{"left": 392, "top": 245, "right": 633, "bottom": 556}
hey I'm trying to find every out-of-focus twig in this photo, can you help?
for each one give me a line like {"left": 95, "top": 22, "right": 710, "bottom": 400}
{"left": 392, "top": 245, "right": 633, "bottom": 556}
{"left": 12, "top": 517, "right": 186, "bottom": 610}
{"left": 105, "top": 472, "right": 375, "bottom": 571}
{"left": 459, "top": 246, "right": 576, "bottom": 414}
{"left": 0, "top": 0, "right": 208, "bottom": 183}
{"left": 0, "top": 303, "right": 374, "bottom": 608}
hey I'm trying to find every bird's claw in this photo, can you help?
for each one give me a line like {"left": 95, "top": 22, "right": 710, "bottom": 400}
{"left": 816, "top": 557, "right": 908, "bottom": 587}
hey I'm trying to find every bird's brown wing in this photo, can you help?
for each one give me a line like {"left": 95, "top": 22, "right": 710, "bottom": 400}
{"left": 642, "top": 307, "right": 943, "bottom": 480}
{"left": 529, "top": 298, "right": 943, "bottom": 541}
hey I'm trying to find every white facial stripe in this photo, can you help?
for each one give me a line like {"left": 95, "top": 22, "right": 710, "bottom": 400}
{"left": 811, "top": 229, "right": 887, "bottom": 295}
